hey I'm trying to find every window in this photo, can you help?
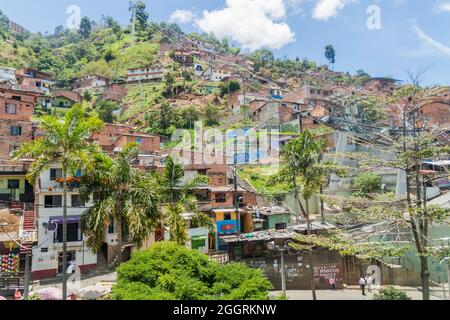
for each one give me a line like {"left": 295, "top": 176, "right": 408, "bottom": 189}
{"left": 50, "top": 168, "right": 63, "bottom": 181}
{"left": 5, "top": 104, "right": 17, "bottom": 114}
{"left": 12, "top": 96, "right": 21, "bottom": 101}
{"left": 55, "top": 223, "right": 81, "bottom": 243}
{"left": 275, "top": 223, "right": 287, "bottom": 230}
{"left": 215, "top": 193, "right": 226, "bottom": 203}
{"left": 45, "top": 195, "right": 62, "bottom": 208}
{"left": 223, "top": 213, "right": 232, "bottom": 220}
{"left": 71, "top": 194, "right": 85, "bottom": 207}
{"left": 7, "top": 179, "right": 20, "bottom": 189}
{"left": 10, "top": 126, "right": 22, "bottom": 136}
{"left": 108, "top": 220, "right": 115, "bottom": 234}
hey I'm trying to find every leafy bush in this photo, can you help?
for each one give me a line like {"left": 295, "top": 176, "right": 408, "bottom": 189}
{"left": 373, "top": 286, "right": 411, "bottom": 300}
{"left": 353, "top": 173, "right": 382, "bottom": 196}
{"left": 112, "top": 242, "right": 272, "bottom": 300}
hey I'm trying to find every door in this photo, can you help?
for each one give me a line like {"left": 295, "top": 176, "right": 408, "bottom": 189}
{"left": 57, "top": 251, "right": 76, "bottom": 274}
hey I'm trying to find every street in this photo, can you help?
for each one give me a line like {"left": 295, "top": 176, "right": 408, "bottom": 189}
{"left": 271, "top": 286, "right": 449, "bottom": 300}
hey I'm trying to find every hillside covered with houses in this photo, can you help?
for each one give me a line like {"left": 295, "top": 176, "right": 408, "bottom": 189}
{"left": 0, "top": 3, "right": 449, "bottom": 301}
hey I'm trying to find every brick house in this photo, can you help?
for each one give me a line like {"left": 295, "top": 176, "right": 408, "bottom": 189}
{"left": 71, "top": 74, "right": 110, "bottom": 94}
{"left": 102, "top": 84, "right": 127, "bottom": 103}
{"left": 362, "top": 77, "right": 400, "bottom": 96}
{"left": 419, "top": 100, "right": 450, "bottom": 126}
{"left": 172, "top": 50, "right": 194, "bottom": 66}
{"left": 252, "top": 101, "right": 295, "bottom": 124}
{"left": 91, "top": 123, "right": 161, "bottom": 155}
{"left": 0, "top": 85, "right": 38, "bottom": 203}
{"left": 0, "top": 85, "right": 38, "bottom": 162}
{"left": 16, "top": 68, "right": 54, "bottom": 94}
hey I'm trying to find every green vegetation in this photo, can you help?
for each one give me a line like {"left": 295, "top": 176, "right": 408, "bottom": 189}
{"left": 80, "top": 144, "right": 161, "bottom": 264}
{"left": 112, "top": 242, "right": 273, "bottom": 300}
{"left": 238, "top": 166, "right": 290, "bottom": 196}
{"left": 353, "top": 172, "right": 382, "bottom": 197}
{"left": 373, "top": 286, "right": 411, "bottom": 300}
{"left": 94, "top": 100, "right": 120, "bottom": 123}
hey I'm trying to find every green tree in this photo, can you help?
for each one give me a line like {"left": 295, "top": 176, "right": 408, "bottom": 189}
{"left": 130, "top": 0, "right": 149, "bottom": 31}
{"left": 220, "top": 80, "right": 241, "bottom": 97}
{"left": 324, "top": 45, "right": 336, "bottom": 69}
{"left": 268, "top": 130, "right": 346, "bottom": 300}
{"left": 179, "top": 106, "right": 200, "bottom": 129}
{"left": 79, "top": 17, "right": 92, "bottom": 39}
{"left": 203, "top": 103, "right": 220, "bottom": 127}
{"left": 336, "top": 86, "right": 450, "bottom": 300}
{"left": 154, "top": 156, "right": 209, "bottom": 244}
{"left": 166, "top": 203, "right": 189, "bottom": 245}
{"left": 112, "top": 242, "right": 272, "bottom": 300}
{"left": 94, "top": 100, "right": 120, "bottom": 123}
{"left": 80, "top": 144, "right": 161, "bottom": 265}
{"left": 13, "top": 104, "right": 104, "bottom": 300}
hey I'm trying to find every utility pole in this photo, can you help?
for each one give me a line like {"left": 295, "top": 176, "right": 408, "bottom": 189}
{"left": 131, "top": 0, "right": 136, "bottom": 47}
{"left": 233, "top": 161, "right": 240, "bottom": 236}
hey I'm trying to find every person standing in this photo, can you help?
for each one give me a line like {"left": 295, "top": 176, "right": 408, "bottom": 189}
{"left": 359, "top": 276, "right": 366, "bottom": 296}
{"left": 329, "top": 277, "right": 337, "bottom": 291}
{"left": 366, "top": 274, "right": 373, "bottom": 293}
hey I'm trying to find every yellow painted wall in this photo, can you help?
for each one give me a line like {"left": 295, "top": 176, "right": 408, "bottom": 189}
{"left": 214, "top": 211, "right": 239, "bottom": 221}
{"left": 0, "top": 175, "right": 26, "bottom": 193}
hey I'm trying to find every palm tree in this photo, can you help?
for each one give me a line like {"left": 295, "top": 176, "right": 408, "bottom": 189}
{"left": 13, "top": 104, "right": 104, "bottom": 300}
{"left": 269, "top": 130, "right": 346, "bottom": 300}
{"left": 79, "top": 144, "right": 161, "bottom": 265}
{"left": 155, "top": 156, "right": 210, "bottom": 245}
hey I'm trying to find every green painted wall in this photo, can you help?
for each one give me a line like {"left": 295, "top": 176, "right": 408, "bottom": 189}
{"left": 264, "top": 213, "right": 292, "bottom": 229}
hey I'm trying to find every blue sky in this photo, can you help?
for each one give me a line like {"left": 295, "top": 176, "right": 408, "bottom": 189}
{"left": 1, "top": 0, "right": 449, "bottom": 86}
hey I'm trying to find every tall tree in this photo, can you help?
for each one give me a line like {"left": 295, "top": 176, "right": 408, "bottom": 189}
{"left": 130, "top": 0, "right": 149, "bottom": 31}
{"left": 324, "top": 45, "right": 336, "bottom": 69}
{"left": 79, "top": 16, "right": 92, "bottom": 39}
{"left": 80, "top": 144, "right": 161, "bottom": 265}
{"left": 335, "top": 85, "right": 450, "bottom": 300}
{"left": 154, "top": 156, "right": 209, "bottom": 244}
{"left": 269, "top": 130, "right": 346, "bottom": 300}
{"left": 14, "top": 104, "right": 104, "bottom": 300}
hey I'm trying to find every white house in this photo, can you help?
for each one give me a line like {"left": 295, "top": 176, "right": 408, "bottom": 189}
{"left": 126, "top": 65, "right": 166, "bottom": 83}
{"left": 0, "top": 67, "right": 17, "bottom": 85}
{"left": 201, "top": 65, "right": 233, "bottom": 82}
{"left": 31, "top": 166, "right": 97, "bottom": 280}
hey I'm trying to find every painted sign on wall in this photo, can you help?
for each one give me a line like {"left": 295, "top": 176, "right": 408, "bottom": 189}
{"left": 313, "top": 263, "right": 341, "bottom": 281}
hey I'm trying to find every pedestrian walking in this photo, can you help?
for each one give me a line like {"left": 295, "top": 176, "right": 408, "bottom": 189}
{"left": 366, "top": 274, "right": 373, "bottom": 293}
{"left": 359, "top": 276, "right": 366, "bottom": 296}
{"left": 329, "top": 277, "right": 337, "bottom": 291}
{"left": 67, "top": 259, "right": 76, "bottom": 283}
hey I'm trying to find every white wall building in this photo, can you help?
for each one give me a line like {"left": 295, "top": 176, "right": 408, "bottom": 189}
{"left": 126, "top": 65, "right": 166, "bottom": 83}
{"left": 31, "top": 166, "right": 97, "bottom": 280}
{"left": 0, "top": 67, "right": 17, "bottom": 85}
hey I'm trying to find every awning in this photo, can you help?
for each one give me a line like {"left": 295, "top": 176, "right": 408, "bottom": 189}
{"left": 48, "top": 215, "right": 82, "bottom": 230}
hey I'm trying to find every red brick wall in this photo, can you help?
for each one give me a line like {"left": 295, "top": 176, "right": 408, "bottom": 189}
{"left": 0, "top": 121, "right": 35, "bottom": 161}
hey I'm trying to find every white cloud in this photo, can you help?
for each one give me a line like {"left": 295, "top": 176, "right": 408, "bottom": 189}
{"left": 312, "top": 0, "right": 354, "bottom": 21}
{"left": 195, "top": 0, "right": 295, "bottom": 51}
{"left": 437, "top": 3, "right": 450, "bottom": 12}
{"left": 410, "top": 20, "right": 450, "bottom": 56}
{"left": 169, "top": 10, "right": 195, "bottom": 24}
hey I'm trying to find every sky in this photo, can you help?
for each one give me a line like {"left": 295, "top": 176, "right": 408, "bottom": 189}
{"left": 1, "top": 0, "right": 449, "bottom": 86}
